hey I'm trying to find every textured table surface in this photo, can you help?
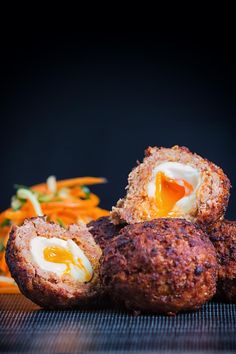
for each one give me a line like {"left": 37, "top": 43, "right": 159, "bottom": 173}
{"left": 0, "top": 295, "right": 236, "bottom": 354}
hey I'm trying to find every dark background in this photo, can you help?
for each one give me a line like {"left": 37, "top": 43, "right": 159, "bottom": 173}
{"left": 0, "top": 31, "right": 235, "bottom": 218}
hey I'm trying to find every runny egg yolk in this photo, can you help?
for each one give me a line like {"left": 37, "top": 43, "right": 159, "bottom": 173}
{"left": 43, "top": 246, "right": 92, "bottom": 282}
{"left": 155, "top": 171, "right": 193, "bottom": 217}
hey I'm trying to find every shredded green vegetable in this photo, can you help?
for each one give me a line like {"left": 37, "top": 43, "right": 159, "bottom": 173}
{"left": 0, "top": 240, "right": 5, "bottom": 252}
{"left": 0, "top": 219, "right": 11, "bottom": 228}
{"left": 38, "top": 194, "right": 54, "bottom": 203}
{"left": 11, "top": 196, "right": 26, "bottom": 211}
{"left": 57, "top": 218, "right": 65, "bottom": 228}
{"left": 17, "top": 189, "right": 43, "bottom": 216}
{"left": 81, "top": 185, "right": 91, "bottom": 200}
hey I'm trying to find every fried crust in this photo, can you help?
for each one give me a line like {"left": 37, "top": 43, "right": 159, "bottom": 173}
{"left": 101, "top": 218, "right": 217, "bottom": 315}
{"left": 209, "top": 219, "right": 236, "bottom": 302}
{"left": 6, "top": 216, "right": 102, "bottom": 309}
{"left": 88, "top": 216, "right": 124, "bottom": 250}
{"left": 111, "top": 146, "right": 231, "bottom": 228}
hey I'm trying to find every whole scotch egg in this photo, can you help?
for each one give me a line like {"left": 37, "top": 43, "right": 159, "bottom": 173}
{"left": 209, "top": 219, "right": 236, "bottom": 303}
{"left": 101, "top": 219, "right": 218, "bottom": 315}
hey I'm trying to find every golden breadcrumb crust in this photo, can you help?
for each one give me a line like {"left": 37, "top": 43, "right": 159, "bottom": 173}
{"left": 111, "top": 146, "right": 230, "bottom": 228}
{"left": 101, "top": 218, "right": 217, "bottom": 315}
{"left": 6, "top": 217, "right": 102, "bottom": 309}
{"left": 209, "top": 219, "right": 236, "bottom": 302}
{"left": 88, "top": 216, "right": 125, "bottom": 250}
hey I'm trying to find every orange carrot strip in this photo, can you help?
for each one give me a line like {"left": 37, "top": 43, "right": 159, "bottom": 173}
{"left": 69, "top": 207, "right": 108, "bottom": 216}
{"left": 56, "top": 177, "right": 107, "bottom": 188}
{"left": 31, "top": 185, "right": 48, "bottom": 193}
{"left": 41, "top": 194, "right": 99, "bottom": 210}
{"left": 42, "top": 207, "right": 62, "bottom": 215}
{"left": 4, "top": 210, "right": 26, "bottom": 219}
{"left": 57, "top": 210, "right": 79, "bottom": 219}
{"left": 70, "top": 188, "right": 86, "bottom": 198}
{"left": 56, "top": 215, "right": 75, "bottom": 225}
{"left": 32, "top": 177, "right": 106, "bottom": 193}
{"left": 0, "top": 208, "right": 12, "bottom": 222}
{"left": 0, "top": 282, "right": 16, "bottom": 288}
{"left": 0, "top": 287, "right": 20, "bottom": 294}
{"left": 0, "top": 227, "right": 11, "bottom": 239}
{"left": 0, "top": 253, "right": 9, "bottom": 274}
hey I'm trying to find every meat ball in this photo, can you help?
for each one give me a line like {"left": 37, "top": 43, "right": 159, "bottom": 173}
{"left": 101, "top": 218, "right": 217, "bottom": 315}
{"left": 6, "top": 216, "right": 102, "bottom": 309}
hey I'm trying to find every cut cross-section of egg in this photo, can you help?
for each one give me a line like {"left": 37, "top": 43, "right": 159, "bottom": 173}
{"left": 30, "top": 237, "right": 93, "bottom": 282}
{"left": 147, "top": 162, "right": 201, "bottom": 217}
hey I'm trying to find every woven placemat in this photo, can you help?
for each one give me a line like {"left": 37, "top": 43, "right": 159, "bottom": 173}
{"left": 0, "top": 294, "right": 236, "bottom": 353}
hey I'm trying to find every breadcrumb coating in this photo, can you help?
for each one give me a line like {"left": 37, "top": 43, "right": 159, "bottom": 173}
{"left": 209, "top": 219, "right": 236, "bottom": 302}
{"left": 111, "top": 146, "right": 230, "bottom": 228}
{"left": 6, "top": 217, "right": 102, "bottom": 309}
{"left": 101, "top": 218, "right": 217, "bottom": 315}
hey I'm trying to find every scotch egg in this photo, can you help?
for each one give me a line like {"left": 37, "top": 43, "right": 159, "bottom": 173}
{"left": 209, "top": 219, "right": 236, "bottom": 303}
{"left": 101, "top": 218, "right": 217, "bottom": 314}
{"left": 6, "top": 217, "right": 102, "bottom": 309}
{"left": 111, "top": 146, "right": 231, "bottom": 227}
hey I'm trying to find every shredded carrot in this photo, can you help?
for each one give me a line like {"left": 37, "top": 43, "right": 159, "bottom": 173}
{"left": 0, "top": 255, "right": 9, "bottom": 274}
{"left": 4, "top": 210, "right": 29, "bottom": 222}
{"left": 41, "top": 194, "right": 99, "bottom": 210}
{"left": 0, "top": 286, "right": 20, "bottom": 294}
{"left": 0, "top": 175, "right": 109, "bottom": 293}
{"left": 56, "top": 176, "right": 107, "bottom": 188}
{"left": 33, "top": 176, "right": 106, "bottom": 193}
{"left": 0, "top": 282, "right": 15, "bottom": 288}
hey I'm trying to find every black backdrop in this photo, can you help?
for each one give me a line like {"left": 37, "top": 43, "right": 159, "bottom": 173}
{"left": 0, "top": 31, "right": 235, "bottom": 218}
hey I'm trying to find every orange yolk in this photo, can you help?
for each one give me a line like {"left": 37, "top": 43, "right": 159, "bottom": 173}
{"left": 155, "top": 172, "right": 193, "bottom": 217}
{"left": 43, "top": 246, "right": 92, "bottom": 282}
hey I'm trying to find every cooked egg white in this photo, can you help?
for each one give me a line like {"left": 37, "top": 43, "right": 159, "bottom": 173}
{"left": 147, "top": 162, "right": 201, "bottom": 216}
{"left": 30, "top": 237, "right": 93, "bottom": 282}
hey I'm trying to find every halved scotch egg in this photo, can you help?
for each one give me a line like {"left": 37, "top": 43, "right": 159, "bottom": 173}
{"left": 6, "top": 217, "right": 102, "bottom": 309}
{"left": 111, "top": 146, "right": 231, "bottom": 227}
